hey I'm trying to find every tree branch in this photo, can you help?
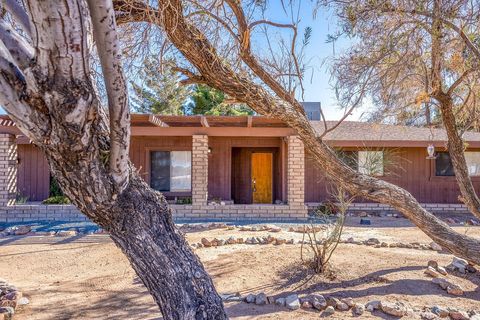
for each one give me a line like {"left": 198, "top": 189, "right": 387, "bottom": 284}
{"left": 1, "top": 0, "right": 31, "bottom": 36}
{"left": 0, "top": 19, "right": 34, "bottom": 68}
{"left": 87, "top": 0, "right": 130, "bottom": 190}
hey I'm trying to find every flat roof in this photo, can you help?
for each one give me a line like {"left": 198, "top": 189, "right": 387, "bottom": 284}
{"left": 3, "top": 114, "right": 480, "bottom": 147}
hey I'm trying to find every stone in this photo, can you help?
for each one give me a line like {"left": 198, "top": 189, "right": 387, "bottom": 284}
{"left": 275, "top": 297, "right": 286, "bottom": 306}
{"left": 310, "top": 294, "right": 327, "bottom": 310}
{"left": 274, "top": 239, "right": 286, "bottom": 245}
{"left": 431, "top": 305, "right": 449, "bottom": 318}
{"left": 3, "top": 291, "right": 21, "bottom": 300}
{"left": 267, "top": 296, "right": 275, "bottom": 304}
{"left": 424, "top": 266, "right": 441, "bottom": 278}
{"left": 226, "top": 237, "right": 237, "bottom": 245}
{"left": 201, "top": 238, "right": 211, "bottom": 247}
{"left": 466, "top": 264, "right": 477, "bottom": 273}
{"left": 0, "top": 307, "right": 14, "bottom": 320}
{"left": 449, "top": 309, "right": 470, "bottom": 320}
{"left": 420, "top": 311, "right": 437, "bottom": 320}
{"left": 365, "top": 238, "right": 380, "bottom": 245}
{"left": 255, "top": 293, "right": 267, "bottom": 305}
{"left": 245, "top": 293, "right": 255, "bottom": 303}
{"left": 220, "top": 293, "right": 242, "bottom": 302}
{"left": 286, "top": 239, "right": 294, "bottom": 244}
{"left": 446, "top": 283, "right": 464, "bottom": 296}
{"left": 341, "top": 297, "right": 355, "bottom": 307}
{"left": 432, "top": 277, "right": 450, "bottom": 290}
{"left": 13, "top": 225, "right": 31, "bottom": 236}
{"left": 336, "top": 301, "right": 350, "bottom": 311}
{"left": 326, "top": 296, "right": 340, "bottom": 308}
{"left": 301, "top": 301, "right": 312, "bottom": 309}
{"left": 323, "top": 306, "right": 335, "bottom": 316}
{"left": 285, "top": 294, "right": 300, "bottom": 310}
{"left": 352, "top": 303, "right": 365, "bottom": 316}
{"left": 451, "top": 257, "right": 468, "bottom": 271}
{"left": 0, "top": 301, "right": 15, "bottom": 309}
{"left": 365, "top": 300, "right": 381, "bottom": 311}
{"left": 430, "top": 242, "right": 442, "bottom": 251}
{"left": 269, "top": 226, "right": 282, "bottom": 233}
{"left": 380, "top": 301, "right": 408, "bottom": 317}
{"left": 427, "top": 260, "right": 438, "bottom": 269}
{"left": 56, "top": 230, "right": 77, "bottom": 237}
{"left": 437, "top": 266, "right": 448, "bottom": 276}
{"left": 237, "top": 238, "right": 244, "bottom": 244}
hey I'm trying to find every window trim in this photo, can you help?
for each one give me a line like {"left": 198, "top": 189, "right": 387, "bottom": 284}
{"left": 431, "top": 150, "right": 480, "bottom": 181}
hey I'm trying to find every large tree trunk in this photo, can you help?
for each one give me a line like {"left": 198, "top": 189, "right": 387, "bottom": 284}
{"left": 0, "top": 0, "right": 227, "bottom": 318}
{"left": 114, "top": 0, "right": 480, "bottom": 264}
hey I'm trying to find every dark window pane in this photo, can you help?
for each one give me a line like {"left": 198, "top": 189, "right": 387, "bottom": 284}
{"left": 436, "top": 152, "right": 455, "bottom": 176}
{"left": 337, "top": 150, "right": 358, "bottom": 170}
{"left": 151, "top": 151, "right": 170, "bottom": 191}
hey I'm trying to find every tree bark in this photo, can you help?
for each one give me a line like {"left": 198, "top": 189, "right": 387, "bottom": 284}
{"left": 114, "top": 0, "right": 480, "bottom": 264}
{"left": 0, "top": 0, "right": 227, "bottom": 318}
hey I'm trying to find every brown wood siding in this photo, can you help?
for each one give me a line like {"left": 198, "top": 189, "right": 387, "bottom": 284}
{"left": 17, "top": 144, "right": 50, "bottom": 201}
{"left": 305, "top": 147, "right": 480, "bottom": 203}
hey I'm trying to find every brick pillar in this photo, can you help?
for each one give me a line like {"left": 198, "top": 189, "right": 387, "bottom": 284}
{"left": 287, "top": 135, "right": 305, "bottom": 206}
{"left": 0, "top": 134, "right": 17, "bottom": 207}
{"left": 192, "top": 135, "right": 208, "bottom": 206}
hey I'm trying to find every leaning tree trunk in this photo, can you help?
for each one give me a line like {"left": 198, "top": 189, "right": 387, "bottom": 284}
{"left": 0, "top": 0, "right": 227, "bottom": 318}
{"left": 114, "top": 0, "right": 480, "bottom": 264}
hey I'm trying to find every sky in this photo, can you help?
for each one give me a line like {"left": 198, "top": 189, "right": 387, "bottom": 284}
{"left": 261, "top": 3, "right": 367, "bottom": 121}
{"left": 0, "top": 2, "right": 368, "bottom": 121}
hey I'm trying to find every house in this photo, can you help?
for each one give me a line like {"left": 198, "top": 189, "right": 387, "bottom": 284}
{"left": 1, "top": 113, "right": 480, "bottom": 222}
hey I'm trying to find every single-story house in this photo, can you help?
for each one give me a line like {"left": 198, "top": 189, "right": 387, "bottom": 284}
{"left": 1, "top": 112, "right": 480, "bottom": 222}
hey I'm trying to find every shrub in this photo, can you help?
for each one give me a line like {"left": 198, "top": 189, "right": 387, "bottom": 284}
{"left": 42, "top": 195, "right": 71, "bottom": 204}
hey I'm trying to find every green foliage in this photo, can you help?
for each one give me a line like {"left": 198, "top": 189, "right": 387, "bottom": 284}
{"left": 130, "top": 59, "right": 191, "bottom": 115}
{"left": 15, "top": 192, "right": 28, "bottom": 204}
{"left": 175, "top": 197, "right": 192, "bottom": 205}
{"left": 42, "top": 195, "right": 71, "bottom": 205}
{"left": 188, "top": 84, "right": 254, "bottom": 116}
{"left": 49, "top": 175, "right": 64, "bottom": 197}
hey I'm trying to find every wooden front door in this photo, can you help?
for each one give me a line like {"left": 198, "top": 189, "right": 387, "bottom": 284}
{"left": 251, "top": 153, "right": 273, "bottom": 203}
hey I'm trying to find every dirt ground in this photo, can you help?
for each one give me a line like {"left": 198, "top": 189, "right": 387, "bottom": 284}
{"left": 0, "top": 217, "right": 479, "bottom": 319}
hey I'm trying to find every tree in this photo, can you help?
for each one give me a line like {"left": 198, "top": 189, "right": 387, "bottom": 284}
{"left": 1, "top": 0, "right": 480, "bottom": 319}
{"left": 130, "top": 59, "right": 191, "bottom": 115}
{"left": 189, "top": 84, "right": 254, "bottom": 115}
{"left": 322, "top": 0, "right": 480, "bottom": 219}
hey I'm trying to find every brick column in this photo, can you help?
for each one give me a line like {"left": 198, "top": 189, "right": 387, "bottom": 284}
{"left": 287, "top": 135, "right": 305, "bottom": 206}
{"left": 0, "top": 134, "right": 17, "bottom": 207}
{"left": 192, "top": 135, "right": 208, "bottom": 207}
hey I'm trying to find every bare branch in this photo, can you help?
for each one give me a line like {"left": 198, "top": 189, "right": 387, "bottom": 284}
{"left": 0, "top": 19, "right": 34, "bottom": 68}
{"left": 1, "top": 0, "right": 31, "bottom": 36}
{"left": 87, "top": 0, "right": 130, "bottom": 190}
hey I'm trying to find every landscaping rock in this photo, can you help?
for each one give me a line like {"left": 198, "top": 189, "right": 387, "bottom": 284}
{"left": 301, "top": 301, "right": 312, "bottom": 309}
{"left": 424, "top": 266, "right": 441, "bottom": 278}
{"left": 449, "top": 257, "right": 468, "bottom": 273}
{"left": 326, "top": 296, "right": 340, "bottom": 308}
{"left": 275, "top": 297, "right": 286, "bottom": 307}
{"left": 352, "top": 303, "right": 365, "bottom": 316}
{"left": 201, "top": 238, "right": 211, "bottom": 247}
{"left": 310, "top": 294, "right": 327, "bottom": 310}
{"left": 220, "top": 293, "right": 242, "bottom": 302}
{"left": 446, "top": 283, "right": 464, "bottom": 296}
{"left": 341, "top": 297, "right": 355, "bottom": 307}
{"left": 449, "top": 309, "right": 470, "bottom": 320}
{"left": 269, "top": 226, "right": 282, "bottom": 233}
{"left": 380, "top": 301, "right": 408, "bottom": 317}
{"left": 0, "top": 307, "right": 14, "bottom": 320}
{"left": 430, "top": 242, "right": 442, "bottom": 251}
{"left": 226, "top": 237, "right": 237, "bottom": 245}
{"left": 431, "top": 305, "right": 449, "bottom": 318}
{"left": 420, "top": 311, "right": 437, "bottom": 320}
{"left": 323, "top": 306, "right": 335, "bottom": 316}
{"left": 365, "top": 238, "right": 380, "bottom": 245}
{"left": 427, "top": 260, "right": 438, "bottom": 269}
{"left": 255, "top": 293, "right": 267, "bottom": 305}
{"left": 56, "top": 230, "right": 77, "bottom": 237}
{"left": 245, "top": 293, "right": 255, "bottom": 303}
{"left": 336, "top": 301, "right": 349, "bottom": 311}
{"left": 437, "top": 266, "right": 448, "bottom": 276}
{"left": 365, "top": 300, "right": 381, "bottom": 312}
{"left": 285, "top": 294, "right": 300, "bottom": 310}
{"left": 13, "top": 225, "right": 31, "bottom": 236}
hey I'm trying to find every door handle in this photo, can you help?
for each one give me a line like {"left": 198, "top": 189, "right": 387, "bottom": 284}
{"left": 252, "top": 178, "right": 257, "bottom": 192}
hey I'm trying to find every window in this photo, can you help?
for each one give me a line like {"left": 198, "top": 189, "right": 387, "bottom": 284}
{"left": 337, "top": 150, "right": 358, "bottom": 170}
{"left": 465, "top": 152, "right": 480, "bottom": 176}
{"left": 358, "top": 151, "right": 384, "bottom": 176}
{"left": 437, "top": 151, "right": 480, "bottom": 177}
{"left": 150, "top": 151, "right": 191, "bottom": 192}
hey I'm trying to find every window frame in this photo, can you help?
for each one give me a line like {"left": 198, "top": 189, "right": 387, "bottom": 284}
{"left": 432, "top": 150, "right": 480, "bottom": 180}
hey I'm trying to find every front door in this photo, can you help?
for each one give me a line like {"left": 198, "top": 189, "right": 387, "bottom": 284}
{"left": 251, "top": 153, "right": 273, "bottom": 204}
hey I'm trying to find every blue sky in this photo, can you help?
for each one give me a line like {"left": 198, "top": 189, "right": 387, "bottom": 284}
{"left": 261, "top": 3, "right": 366, "bottom": 120}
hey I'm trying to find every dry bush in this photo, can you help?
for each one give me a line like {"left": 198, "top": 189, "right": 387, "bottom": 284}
{"left": 301, "top": 188, "right": 354, "bottom": 274}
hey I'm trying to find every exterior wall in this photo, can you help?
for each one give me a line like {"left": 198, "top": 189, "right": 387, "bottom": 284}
{"left": 17, "top": 144, "right": 50, "bottom": 201}
{"left": 305, "top": 147, "right": 480, "bottom": 204}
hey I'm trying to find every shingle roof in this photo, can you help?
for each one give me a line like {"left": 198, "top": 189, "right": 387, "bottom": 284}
{"left": 311, "top": 121, "right": 480, "bottom": 147}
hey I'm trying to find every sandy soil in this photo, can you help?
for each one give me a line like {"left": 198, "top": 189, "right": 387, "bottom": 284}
{"left": 0, "top": 218, "right": 479, "bottom": 319}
